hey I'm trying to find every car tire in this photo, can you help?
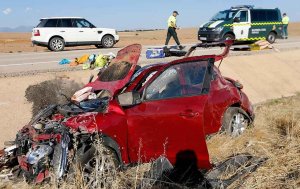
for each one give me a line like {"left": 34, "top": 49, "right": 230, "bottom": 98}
{"left": 222, "top": 107, "right": 249, "bottom": 137}
{"left": 95, "top": 44, "right": 102, "bottom": 48}
{"left": 76, "top": 144, "right": 119, "bottom": 188}
{"left": 223, "top": 33, "right": 235, "bottom": 41}
{"left": 101, "top": 35, "right": 115, "bottom": 48}
{"left": 267, "top": 32, "right": 276, "bottom": 44}
{"left": 49, "top": 37, "right": 65, "bottom": 51}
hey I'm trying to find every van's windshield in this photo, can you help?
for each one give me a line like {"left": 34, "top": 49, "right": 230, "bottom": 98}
{"left": 211, "top": 10, "right": 237, "bottom": 21}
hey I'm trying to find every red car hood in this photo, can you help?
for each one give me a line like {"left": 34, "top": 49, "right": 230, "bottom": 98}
{"left": 86, "top": 44, "right": 142, "bottom": 95}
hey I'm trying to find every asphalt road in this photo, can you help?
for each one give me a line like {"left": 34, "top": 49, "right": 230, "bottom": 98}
{"left": 0, "top": 37, "right": 300, "bottom": 75}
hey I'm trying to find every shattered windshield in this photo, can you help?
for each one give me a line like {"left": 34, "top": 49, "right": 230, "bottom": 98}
{"left": 98, "top": 61, "right": 132, "bottom": 82}
{"left": 211, "top": 10, "right": 237, "bottom": 21}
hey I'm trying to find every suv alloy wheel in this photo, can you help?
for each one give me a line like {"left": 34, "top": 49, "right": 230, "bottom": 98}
{"left": 49, "top": 37, "right": 65, "bottom": 51}
{"left": 102, "top": 35, "right": 115, "bottom": 48}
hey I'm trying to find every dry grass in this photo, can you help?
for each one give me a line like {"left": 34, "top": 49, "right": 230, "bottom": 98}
{"left": 207, "top": 94, "right": 300, "bottom": 188}
{"left": 25, "top": 78, "right": 82, "bottom": 115}
{"left": 1, "top": 95, "right": 300, "bottom": 188}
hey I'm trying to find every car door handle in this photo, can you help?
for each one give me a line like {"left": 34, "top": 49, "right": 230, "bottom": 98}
{"left": 79, "top": 31, "right": 84, "bottom": 32}
{"left": 179, "top": 110, "right": 199, "bottom": 118}
{"left": 60, "top": 31, "right": 65, "bottom": 32}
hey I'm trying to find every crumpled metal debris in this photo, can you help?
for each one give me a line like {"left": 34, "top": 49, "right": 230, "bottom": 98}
{"left": 141, "top": 153, "right": 267, "bottom": 189}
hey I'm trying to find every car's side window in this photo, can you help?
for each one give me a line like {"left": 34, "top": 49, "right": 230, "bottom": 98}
{"left": 44, "top": 19, "right": 58, "bottom": 27}
{"left": 182, "top": 61, "right": 208, "bottom": 96}
{"left": 58, "top": 19, "right": 73, "bottom": 28}
{"left": 73, "top": 19, "right": 93, "bottom": 28}
{"left": 135, "top": 71, "right": 157, "bottom": 91}
{"left": 235, "top": 11, "right": 248, "bottom": 22}
{"left": 145, "top": 67, "right": 180, "bottom": 100}
{"left": 145, "top": 61, "right": 208, "bottom": 101}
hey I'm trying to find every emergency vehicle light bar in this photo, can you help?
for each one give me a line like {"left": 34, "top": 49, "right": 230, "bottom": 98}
{"left": 231, "top": 5, "right": 254, "bottom": 10}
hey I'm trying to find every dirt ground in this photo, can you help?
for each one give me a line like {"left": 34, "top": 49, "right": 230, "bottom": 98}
{"left": 0, "top": 22, "right": 299, "bottom": 53}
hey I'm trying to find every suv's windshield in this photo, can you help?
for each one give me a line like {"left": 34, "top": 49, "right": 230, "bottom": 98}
{"left": 211, "top": 10, "right": 237, "bottom": 21}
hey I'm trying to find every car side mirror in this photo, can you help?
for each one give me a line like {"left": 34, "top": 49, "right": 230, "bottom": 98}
{"left": 234, "top": 17, "right": 240, "bottom": 22}
{"left": 117, "top": 91, "right": 141, "bottom": 106}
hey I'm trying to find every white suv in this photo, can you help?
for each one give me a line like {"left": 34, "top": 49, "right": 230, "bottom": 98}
{"left": 31, "top": 17, "right": 119, "bottom": 51}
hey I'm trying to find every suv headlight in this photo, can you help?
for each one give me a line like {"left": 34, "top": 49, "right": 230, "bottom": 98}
{"left": 213, "top": 26, "right": 224, "bottom": 32}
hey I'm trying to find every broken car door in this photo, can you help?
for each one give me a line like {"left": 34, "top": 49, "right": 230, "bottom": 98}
{"left": 126, "top": 59, "right": 213, "bottom": 170}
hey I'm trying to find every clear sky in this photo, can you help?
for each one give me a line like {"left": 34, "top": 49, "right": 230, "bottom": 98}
{"left": 0, "top": 0, "right": 299, "bottom": 30}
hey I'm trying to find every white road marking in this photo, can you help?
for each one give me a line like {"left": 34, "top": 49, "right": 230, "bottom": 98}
{"left": 0, "top": 61, "right": 57, "bottom": 67}
{"left": 0, "top": 102, "right": 9, "bottom": 106}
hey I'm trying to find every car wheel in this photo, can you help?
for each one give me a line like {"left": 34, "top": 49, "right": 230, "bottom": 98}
{"left": 49, "top": 37, "right": 65, "bottom": 51}
{"left": 76, "top": 144, "right": 119, "bottom": 188}
{"left": 222, "top": 107, "right": 249, "bottom": 137}
{"left": 267, "top": 32, "right": 276, "bottom": 44}
{"left": 95, "top": 44, "right": 102, "bottom": 48}
{"left": 223, "top": 33, "right": 235, "bottom": 41}
{"left": 101, "top": 35, "right": 115, "bottom": 48}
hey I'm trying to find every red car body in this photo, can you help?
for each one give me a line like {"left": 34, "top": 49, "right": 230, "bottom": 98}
{"left": 63, "top": 42, "right": 254, "bottom": 170}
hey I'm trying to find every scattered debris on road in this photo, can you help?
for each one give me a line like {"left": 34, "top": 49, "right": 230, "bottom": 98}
{"left": 250, "top": 40, "right": 280, "bottom": 52}
{"left": 146, "top": 46, "right": 187, "bottom": 59}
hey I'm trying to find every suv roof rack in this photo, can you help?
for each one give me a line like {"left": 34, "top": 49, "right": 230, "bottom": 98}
{"left": 231, "top": 5, "right": 254, "bottom": 10}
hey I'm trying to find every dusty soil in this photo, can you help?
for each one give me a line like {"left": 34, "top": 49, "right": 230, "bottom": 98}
{"left": 0, "top": 22, "right": 299, "bottom": 53}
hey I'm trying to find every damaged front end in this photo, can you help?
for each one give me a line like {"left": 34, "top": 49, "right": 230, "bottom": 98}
{"left": 0, "top": 44, "right": 142, "bottom": 183}
{"left": 8, "top": 95, "right": 110, "bottom": 183}
{"left": 14, "top": 105, "right": 71, "bottom": 183}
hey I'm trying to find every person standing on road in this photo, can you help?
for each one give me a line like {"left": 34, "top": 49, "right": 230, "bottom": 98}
{"left": 165, "top": 11, "right": 184, "bottom": 50}
{"left": 282, "top": 13, "right": 290, "bottom": 39}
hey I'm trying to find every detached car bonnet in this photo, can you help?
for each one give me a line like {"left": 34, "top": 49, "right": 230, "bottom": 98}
{"left": 86, "top": 44, "right": 142, "bottom": 95}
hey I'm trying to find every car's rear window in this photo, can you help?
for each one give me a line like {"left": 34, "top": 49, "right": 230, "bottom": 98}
{"left": 36, "top": 19, "right": 48, "bottom": 27}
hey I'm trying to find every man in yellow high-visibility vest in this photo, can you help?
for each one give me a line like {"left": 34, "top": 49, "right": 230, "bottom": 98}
{"left": 165, "top": 11, "right": 184, "bottom": 50}
{"left": 282, "top": 13, "right": 290, "bottom": 39}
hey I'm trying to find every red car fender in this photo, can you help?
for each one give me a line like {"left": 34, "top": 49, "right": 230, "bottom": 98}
{"left": 203, "top": 75, "right": 242, "bottom": 135}
{"left": 240, "top": 90, "right": 254, "bottom": 119}
{"left": 64, "top": 112, "right": 99, "bottom": 133}
{"left": 63, "top": 100, "right": 130, "bottom": 164}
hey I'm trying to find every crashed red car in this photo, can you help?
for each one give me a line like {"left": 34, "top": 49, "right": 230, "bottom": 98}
{"left": 0, "top": 41, "right": 254, "bottom": 183}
